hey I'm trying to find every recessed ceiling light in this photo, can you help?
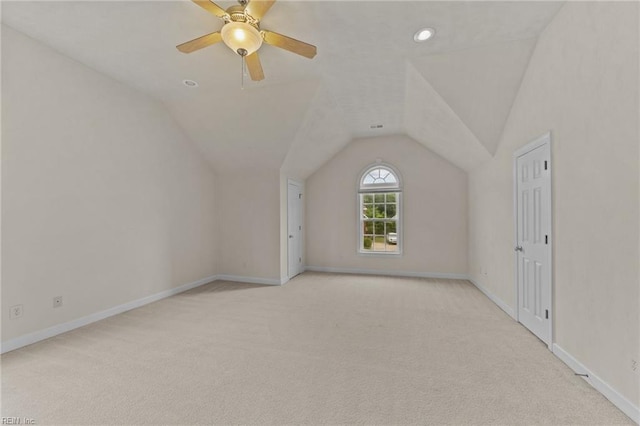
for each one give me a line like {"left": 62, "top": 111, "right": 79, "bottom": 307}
{"left": 413, "top": 28, "right": 435, "bottom": 42}
{"left": 183, "top": 79, "right": 198, "bottom": 87}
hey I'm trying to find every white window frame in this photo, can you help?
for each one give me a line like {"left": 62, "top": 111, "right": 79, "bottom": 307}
{"left": 357, "top": 163, "right": 403, "bottom": 256}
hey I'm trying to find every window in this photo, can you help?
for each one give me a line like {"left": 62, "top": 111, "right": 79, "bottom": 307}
{"left": 359, "top": 164, "right": 401, "bottom": 254}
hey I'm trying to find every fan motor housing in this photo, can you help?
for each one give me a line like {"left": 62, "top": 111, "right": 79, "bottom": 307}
{"left": 226, "top": 5, "right": 260, "bottom": 28}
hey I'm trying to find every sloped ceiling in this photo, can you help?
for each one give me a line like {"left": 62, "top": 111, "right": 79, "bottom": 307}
{"left": 405, "top": 62, "right": 492, "bottom": 171}
{"left": 281, "top": 85, "right": 352, "bottom": 179}
{"left": 1, "top": 1, "right": 564, "bottom": 176}
{"left": 412, "top": 38, "right": 538, "bottom": 155}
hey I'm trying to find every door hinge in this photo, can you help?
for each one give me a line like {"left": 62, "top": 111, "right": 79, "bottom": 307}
{"left": 299, "top": 257, "right": 301, "bottom": 263}
{"left": 298, "top": 193, "right": 302, "bottom": 199}
{"left": 545, "top": 235, "right": 548, "bottom": 244}
{"left": 544, "top": 160, "right": 548, "bottom": 170}
{"left": 299, "top": 225, "right": 301, "bottom": 230}
{"left": 545, "top": 309, "right": 549, "bottom": 319}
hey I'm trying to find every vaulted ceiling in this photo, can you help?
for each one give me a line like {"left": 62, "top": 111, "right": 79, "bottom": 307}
{"left": 1, "top": 1, "right": 564, "bottom": 177}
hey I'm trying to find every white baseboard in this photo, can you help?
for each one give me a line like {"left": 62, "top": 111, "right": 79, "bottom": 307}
{"left": 304, "top": 266, "right": 468, "bottom": 280}
{"left": 216, "top": 274, "right": 282, "bottom": 286}
{"left": 466, "top": 278, "right": 637, "bottom": 423}
{"left": 1, "top": 273, "right": 284, "bottom": 354}
{"left": 553, "top": 344, "right": 639, "bottom": 424}
{"left": 464, "top": 277, "right": 638, "bottom": 423}
{"left": 468, "top": 278, "right": 516, "bottom": 319}
{"left": 1, "top": 274, "right": 218, "bottom": 354}
{"left": 3, "top": 269, "right": 450, "bottom": 354}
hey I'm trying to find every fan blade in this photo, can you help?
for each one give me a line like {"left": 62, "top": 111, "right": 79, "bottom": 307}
{"left": 245, "top": 0, "right": 275, "bottom": 21}
{"left": 177, "top": 32, "right": 222, "bottom": 53}
{"left": 245, "top": 52, "right": 265, "bottom": 81}
{"left": 192, "top": 0, "right": 227, "bottom": 19}
{"left": 262, "top": 30, "right": 316, "bottom": 59}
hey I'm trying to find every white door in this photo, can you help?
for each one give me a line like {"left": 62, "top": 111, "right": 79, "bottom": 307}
{"left": 287, "top": 180, "right": 303, "bottom": 279}
{"left": 514, "top": 133, "right": 552, "bottom": 346}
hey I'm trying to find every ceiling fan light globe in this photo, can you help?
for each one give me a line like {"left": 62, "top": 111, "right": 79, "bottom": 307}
{"left": 234, "top": 28, "right": 246, "bottom": 41}
{"left": 221, "top": 22, "right": 263, "bottom": 56}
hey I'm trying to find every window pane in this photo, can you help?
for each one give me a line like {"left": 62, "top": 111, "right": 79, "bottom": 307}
{"left": 385, "top": 221, "right": 398, "bottom": 250}
{"left": 387, "top": 193, "right": 396, "bottom": 202}
{"left": 363, "top": 236, "right": 373, "bottom": 250}
{"left": 363, "top": 221, "right": 373, "bottom": 234}
{"left": 373, "top": 235, "right": 385, "bottom": 251}
{"left": 363, "top": 194, "right": 373, "bottom": 203}
{"left": 374, "top": 221, "right": 384, "bottom": 234}
{"left": 363, "top": 205, "right": 374, "bottom": 219}
{"left": 374, "top": 193, "right": 384, "bottom": 203}
{"left": 387, "top": 221, "right": 397, "bottom": 233}
{"left": 374, "top": 204, "right": 385, "bottom": 218}
{"left": 385, "top": 204, "right": 396, "bottom": 219}
{"left": 360, "top": 168, "right": 400, "bottom": 190}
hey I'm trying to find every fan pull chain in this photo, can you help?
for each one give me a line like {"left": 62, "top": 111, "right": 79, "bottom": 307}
{"left": 237, "top": 48, "right": 248, "bottom": 90}
{"left": 241, "top": 54, "right": 245, "bottom": 90}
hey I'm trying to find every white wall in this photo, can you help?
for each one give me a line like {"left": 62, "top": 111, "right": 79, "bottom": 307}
{"left": 2, "top": 26, "right": 218, "bottom": 341}
{"left": 468, "top": 2, "right": 639, "bottom": 408}
{"left": 306, "top": 135, "right": 467, "bottom": 275}
{"left": 215, "top": 171, "right": 281, "bottom": 282}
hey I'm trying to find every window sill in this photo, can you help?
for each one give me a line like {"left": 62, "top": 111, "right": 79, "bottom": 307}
{"left": 358, "top": 250, "right": 402, "bottom": 257}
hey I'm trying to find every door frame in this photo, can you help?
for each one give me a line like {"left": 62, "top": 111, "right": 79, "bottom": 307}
{"left": 287, "top": 178, "right": 304, "bottom": 279}
{"left": 513, "top": 131, "right": 554, "bottom": 350}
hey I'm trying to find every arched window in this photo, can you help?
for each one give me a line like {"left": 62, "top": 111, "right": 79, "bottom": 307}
{"left": 358, "top": 164, "right": 402, "bottom": 254}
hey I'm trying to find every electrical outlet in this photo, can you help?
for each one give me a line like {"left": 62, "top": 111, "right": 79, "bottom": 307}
{"left": 53, "top": 296, "right": 63, "bottom": 308}
{"left": 10, "top": 304, "right": 23, "bottom": 319}
{"left": 632, "top": 359, "right": 638, "bottom": 374}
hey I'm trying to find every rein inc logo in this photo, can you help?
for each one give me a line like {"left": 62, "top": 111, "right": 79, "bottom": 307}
{"left": 2, "top": 418, "right": 35, "bottom": 425}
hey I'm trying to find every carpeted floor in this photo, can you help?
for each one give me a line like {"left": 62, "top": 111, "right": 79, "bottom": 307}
{"left": 1, "top": 273, "right": 633, "bottom": 425}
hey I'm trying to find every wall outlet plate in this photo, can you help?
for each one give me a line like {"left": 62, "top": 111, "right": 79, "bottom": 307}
{"left": 10, "top": 304, "right": 23, "bottom": 319}
{"left": 53, "top": 296, "right": 63, "bottom": 308}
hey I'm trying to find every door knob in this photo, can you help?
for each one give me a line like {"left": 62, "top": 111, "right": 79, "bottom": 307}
{"left": 514, "top": 246, "right": 523, "bottom": 252}
{"left": 289, "top": 235, "right": 293, "bottom": 239}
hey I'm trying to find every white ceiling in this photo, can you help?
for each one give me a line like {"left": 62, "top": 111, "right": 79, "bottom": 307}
{"left": 1, "top": 1, "right": 564, "bottom": 176}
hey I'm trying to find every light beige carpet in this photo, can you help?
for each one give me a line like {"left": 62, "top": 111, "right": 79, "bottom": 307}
{"left": 1, "top": 273, "right": 633, "bottom": 425}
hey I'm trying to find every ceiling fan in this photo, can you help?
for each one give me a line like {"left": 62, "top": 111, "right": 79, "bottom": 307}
{"left": 177, "top": 0, "right": 317, "bottom": 81}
